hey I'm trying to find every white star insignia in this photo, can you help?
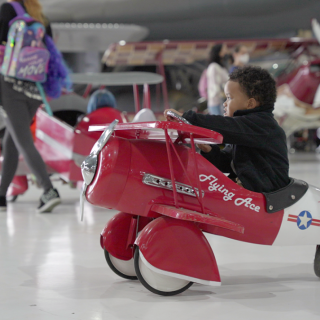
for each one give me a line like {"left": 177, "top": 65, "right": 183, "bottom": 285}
{"left": 298, "top": 211, "right": 312, "bottom": 228}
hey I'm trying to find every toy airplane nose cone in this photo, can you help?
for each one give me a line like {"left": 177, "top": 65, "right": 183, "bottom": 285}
{"left": 80, "top": 119, "right": 119, "bottom": 221}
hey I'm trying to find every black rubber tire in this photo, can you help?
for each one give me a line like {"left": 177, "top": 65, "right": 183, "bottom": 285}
{"left": 314, "top": 245, "right": 320, "bottom": 278}
{"left": 134, "top": 247, "right": 193, "bottom": 296}
{"left": 104, "top": 249, "right": 138, "bottom": 280}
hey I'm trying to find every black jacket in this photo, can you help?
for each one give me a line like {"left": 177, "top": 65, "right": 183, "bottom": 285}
{"left": 183, "top": 104, "right": 290, "bottom": 193}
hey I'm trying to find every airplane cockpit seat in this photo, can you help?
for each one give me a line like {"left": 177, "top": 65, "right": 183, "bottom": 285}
{"left": 132, "top": 108, "right": 157, "bottom": 122}
{"left": 54, "top": 110, "right": 86, "bottom": 127}
{"left": 49, "top": 93, "right": 88, "bottom": 127}
{"left": 263, "top": 178, "right": 308, "bottom": 213}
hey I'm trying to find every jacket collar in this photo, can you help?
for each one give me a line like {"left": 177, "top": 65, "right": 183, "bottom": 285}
{"left": 234, "top": 103, "right": 274, "bottom": 117}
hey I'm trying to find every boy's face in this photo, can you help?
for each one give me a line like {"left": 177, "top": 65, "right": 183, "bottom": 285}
{"left": 223, "top": 80, "right": 256, "bottom": 117}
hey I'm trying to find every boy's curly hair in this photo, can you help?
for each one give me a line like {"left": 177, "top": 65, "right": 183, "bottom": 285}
{"left": 229, "top": 66, "right": 277, "bottom": 106}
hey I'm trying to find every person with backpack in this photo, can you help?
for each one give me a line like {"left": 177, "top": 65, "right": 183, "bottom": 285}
{"left": 0, "top": 0, "right": 63, "bottom": 213}
{"left": 199, "top": 44, "right": 229, "bottom": 115}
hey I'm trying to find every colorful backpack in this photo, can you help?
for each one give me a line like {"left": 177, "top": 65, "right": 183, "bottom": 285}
{"left": 0, "top": 2, "right": 71, "bottom": 114}
{"left": 1, "top": 2, "right": 49, "bottom": 83}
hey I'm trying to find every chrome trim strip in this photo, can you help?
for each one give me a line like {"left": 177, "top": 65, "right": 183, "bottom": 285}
{"left": 142, "top": 173, "right": 203, "bottom": 197}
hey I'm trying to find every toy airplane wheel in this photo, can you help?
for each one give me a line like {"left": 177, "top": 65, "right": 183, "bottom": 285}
{"left": 314, "top": 245, "right": 320, "bottom": 277}
{"left": 104, "top": 250, "right": 138, "bottom": 280}
{"left": 134, "top": 247, "right": 193, "bottom": 296}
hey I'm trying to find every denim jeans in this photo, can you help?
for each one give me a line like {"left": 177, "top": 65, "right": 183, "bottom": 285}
{"left": 208, "top": 104, "right": 222, "bottom": 115}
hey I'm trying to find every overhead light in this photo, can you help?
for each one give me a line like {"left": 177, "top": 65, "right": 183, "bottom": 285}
{"left": 119, "top": 40, "right": 126, "bottom": 46}
{"left": 273, "top": 63, "right": 278, "bottom": 69}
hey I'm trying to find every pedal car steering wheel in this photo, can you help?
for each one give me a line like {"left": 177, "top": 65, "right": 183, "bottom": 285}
{"left": 166, "top": 110, "right": 198, "bottom": 145}
{"left": 166, "top": 110, "right": 191, "bottom": 125}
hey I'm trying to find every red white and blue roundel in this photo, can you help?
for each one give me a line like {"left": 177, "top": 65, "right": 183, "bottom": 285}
{"left": 288, "top": 211, "right": 320, "bottom": 230}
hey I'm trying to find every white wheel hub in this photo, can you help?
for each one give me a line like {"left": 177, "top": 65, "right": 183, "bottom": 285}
{"left": 138, "top": 252, "right": 190, "bottom": 292}
{"left": 109, "top": 255, "right": 136, "bottom": 277}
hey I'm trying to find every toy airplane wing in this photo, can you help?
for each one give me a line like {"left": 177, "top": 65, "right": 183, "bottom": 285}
{"left": 151, "top": 204, "right": 244, "bottom": 234}
{"left": 70, "top": 71, "right": 163, "bottom": 85}
{"left": 89, "top": 121, "right": 223, "bottom": 144}
{"left": 103, "top": 38, "right": 320, "bottom": 67}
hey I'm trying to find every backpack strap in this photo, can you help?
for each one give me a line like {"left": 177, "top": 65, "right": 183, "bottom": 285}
{"left": 9, "top": 2, "right": 26, "bottom": 17}
{"left": 9, "top": 3, "right": 41, "bottom": 26}
{"left": 36, "top": 82, "right": 53, "bottom": 116}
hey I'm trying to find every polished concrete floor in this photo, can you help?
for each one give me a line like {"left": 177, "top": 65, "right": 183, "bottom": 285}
{"left": 1, "top": 153, "right": 320, "bottom": 320}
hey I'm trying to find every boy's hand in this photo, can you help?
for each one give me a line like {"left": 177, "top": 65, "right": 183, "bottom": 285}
{"left": 197, "top": 144, "right": 212, "bottom": 153}
{"left": 164, "top": 109, "right": 183, "bottom": 122}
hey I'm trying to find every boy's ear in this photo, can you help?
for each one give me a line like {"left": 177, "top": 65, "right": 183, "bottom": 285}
{"left": 247, "top": 98, "right": 259, "bottom": 109}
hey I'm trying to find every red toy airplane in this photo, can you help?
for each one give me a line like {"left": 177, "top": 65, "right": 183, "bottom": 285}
{"left": 80, "top": 112, "right": 320, "bottom": 296}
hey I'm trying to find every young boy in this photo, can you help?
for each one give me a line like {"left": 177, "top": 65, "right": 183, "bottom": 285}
{"left": 165, "top": 66, "right": 290, "bottom": 193}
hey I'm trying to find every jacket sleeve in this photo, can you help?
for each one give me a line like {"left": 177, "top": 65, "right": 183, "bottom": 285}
{"left": 183, "top": 110, "right": 269, "bottom": 148}
{"left": 201, "top": 144, "right": 233, "bottom": 173}
{"left": 0, "top": 3, "right": 17, "bottom": 44}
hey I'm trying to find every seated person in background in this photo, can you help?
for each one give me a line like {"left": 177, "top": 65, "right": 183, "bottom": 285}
{"left": 87, "top": 89, "right": 117, "bottom": 114}
{"left": 165, "top": 66, "right": 290, "bottom": 193}
{"left": 274, "top": 84, "right": 320, "bottom": 118}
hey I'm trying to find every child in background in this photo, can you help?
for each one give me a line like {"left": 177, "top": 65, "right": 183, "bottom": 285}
{"left": 165, "top": 66, "right": 290, "bottom": 193}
